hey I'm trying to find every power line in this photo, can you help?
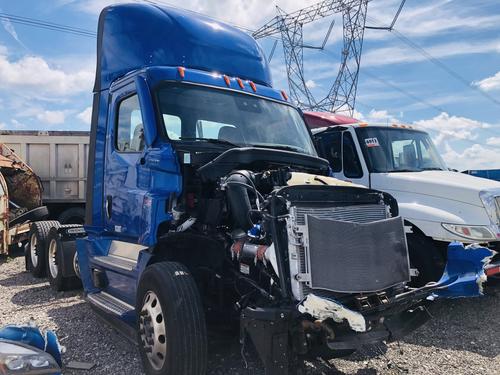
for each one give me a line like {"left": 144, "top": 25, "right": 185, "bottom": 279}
{"left": 0, "top": 12, "right": 96, "bottom": 38}
{"left": 364, "top": 14, "right": 500, "bottom": 108}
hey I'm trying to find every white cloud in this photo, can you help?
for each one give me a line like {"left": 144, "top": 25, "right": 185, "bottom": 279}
{"left": 486, "top": 137, "right": 500, "bottom": 146}
{"left": 473, "top": 71, "right": 500, "bottom": 92}
{"left": 36, "top": 110, "right": 65, "bottom": 125}
{"left": 0, "top": 48, "right": 93, "bottom": 97}
{"left": 414, "top": 112, "right": 490, "bottom": 145}
{"left": 442, "top": 143, "right": 500, "bottom": 171}
{"left": 362, "top": 39, "right": 500, "bottom": 67}
{"left": 77, "top": 106, "right": 93, "bottom": 124}
{"left": 305, "top": 79, "right": 317, "bottom": 89}
{"left": 354, "top": 108, "right": 400, "bottom": 124}
{"left": 0, "top": 122, "right": 6, "bottom": 129}
{"left": 0, "top": 11, "right": 27, "bottom": 49}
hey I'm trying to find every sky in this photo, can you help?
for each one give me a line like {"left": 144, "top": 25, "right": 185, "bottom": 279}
{"left": 0, "top": 0, "right": 499, "bottom": 170}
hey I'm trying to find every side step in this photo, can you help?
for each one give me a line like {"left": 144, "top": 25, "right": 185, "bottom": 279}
{"left": 87, "top": 291, "right": 134, "bottom": 316}
{"left": 92, "top": 255, "right": 137, "bottom": 272}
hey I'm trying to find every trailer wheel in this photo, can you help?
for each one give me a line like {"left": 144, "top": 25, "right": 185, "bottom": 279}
{"left": 45, "top": 227, "right": 82, "bottom": 291}
{"left": 137, "top": 262, "right": 207, "bottom": 375}
{"left": 58, "top": 207, "right": 85, "bottom": 225}
{"left": 28, "top": 221, "right": 61, "bottom": 278}
{"left": 407, "top": 232, "right": 445, "bottom": 287}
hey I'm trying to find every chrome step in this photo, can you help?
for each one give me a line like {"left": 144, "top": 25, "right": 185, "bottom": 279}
{"left": 87, "top": 291, "right": 134, "bottom": 316}
{"left": 93, "top": 254, "right": 137, "bottom": 271}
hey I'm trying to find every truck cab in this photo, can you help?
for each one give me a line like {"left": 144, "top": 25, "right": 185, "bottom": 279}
{"left": 22, "top": 4, "right": 492, "bottom": 375}
{"left": 306, "top": 112, "right": 500, "bottom": 284}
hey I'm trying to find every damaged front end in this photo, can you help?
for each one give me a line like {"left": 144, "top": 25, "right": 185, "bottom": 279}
{"left": 237, "top": 184, "right": 497, "bottom": 374}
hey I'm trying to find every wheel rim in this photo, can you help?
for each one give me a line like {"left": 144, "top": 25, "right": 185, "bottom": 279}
{"left": 73, "top": 252, "right": 80, "bottom": 279}
{"left": 48, "top": 239, "right": 59, "bottom": 279}
{"left": 30, "top": 234, "right": 38, "bottom": 267}
{"left": 139, "top": 291, "right": 166, "bottom": 371}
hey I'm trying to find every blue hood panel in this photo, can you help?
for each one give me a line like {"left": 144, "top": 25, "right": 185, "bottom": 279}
{"left": 94, "top": 3, "right": 272, "bottom": 92}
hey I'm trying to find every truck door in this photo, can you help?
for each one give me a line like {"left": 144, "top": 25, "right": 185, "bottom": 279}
{"left": 318, "top": 128, "right": 369, "bottom": 187}
{"left": 104, "top": 82, "right": 148, "bottom": 239}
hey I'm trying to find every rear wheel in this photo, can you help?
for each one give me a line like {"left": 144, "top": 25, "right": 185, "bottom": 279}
{"left": 407, "top": 232, "right": 446, "bottom": 287}
{"left": 27, "top": 221, "right": 60, "bottom": 278}
{"left": 137, "top": 262, "right": 207, "bottom": 375}
{"left": 58, "top": 207, "right": 85, "bottom": 225}
{"left": 45, "top": 226, "right": 81, "bottom": 291}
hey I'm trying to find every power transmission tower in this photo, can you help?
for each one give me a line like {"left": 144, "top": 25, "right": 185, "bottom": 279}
{"left": 253, "top": 0, "right": 369, "bottom": 115}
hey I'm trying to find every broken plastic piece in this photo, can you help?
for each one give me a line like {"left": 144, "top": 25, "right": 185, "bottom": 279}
{"left": 298, "top": 293, "right": 366, "bottom": 332}
{"left": 430, "top": 242, "right": 497, "bottom": 299}
{"left": 67, "top": 360, "right": 96, "bottom": 370}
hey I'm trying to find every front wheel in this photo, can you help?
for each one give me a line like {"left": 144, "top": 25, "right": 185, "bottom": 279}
{"left": 137, "top": 262, "right": 207, "bottom": 375}
{"left": 407, "top": 232, "right": 446, "bottom": 287}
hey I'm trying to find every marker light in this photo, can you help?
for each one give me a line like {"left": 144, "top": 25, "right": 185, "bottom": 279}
{"left": 177, "top": 66, "right": 185, "bottom": 79}
{"left": 249, "top": 81, "right": 257, "bottom": 92}
{"left": 281, "top": 90, "right": 288, "bottom": 101}
{"left": 237, "top": 78, "right": 245, "bottom": 89}
{"left": 223, "top": 75, "right": 231, "bottom": 87}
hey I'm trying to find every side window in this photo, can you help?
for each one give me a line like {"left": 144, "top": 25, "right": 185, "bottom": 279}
{"left": 343, "top": 132, "right": 363, "bottom": 178}
{"left": 116, "top": 94, "right": 144, "bottom": 152}
{"left": 321, "top": 132, "right": 342, "bottom": 173}
{"left": 163, "top": 114, "right": 182, "bottom": 140}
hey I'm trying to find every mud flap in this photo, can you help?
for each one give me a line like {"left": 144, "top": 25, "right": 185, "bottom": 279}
{"left": 240, "top": 307, "right": 295, "bottom": 375}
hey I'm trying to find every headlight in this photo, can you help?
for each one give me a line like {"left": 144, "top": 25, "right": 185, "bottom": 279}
{"left": 479, "top": 190, "right": 500, "bottom": 226}
{"left": 0, "top": 341, "right": 60, "bottom": 374}
{"left": 442, "top": 223, "right": 496, "bottom": 241}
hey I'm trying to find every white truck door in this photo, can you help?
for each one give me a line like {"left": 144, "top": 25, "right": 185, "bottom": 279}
{"left": 336, "top": 129, "right": 370, "bottom": 187}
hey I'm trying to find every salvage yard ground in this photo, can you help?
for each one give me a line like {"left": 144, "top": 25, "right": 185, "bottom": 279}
{"left": 1, "top": 255, "right": 498, "bottom": 375}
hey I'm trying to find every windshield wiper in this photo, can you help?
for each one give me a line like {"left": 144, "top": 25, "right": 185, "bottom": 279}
{"left": 179, "top": 137, "right": 239, "bottom": 147}
{"left": 251, "top": 143, "right": 304, "bottom": 153}
{"left": 420, "top": 167, "right": 444, "bottom": 171}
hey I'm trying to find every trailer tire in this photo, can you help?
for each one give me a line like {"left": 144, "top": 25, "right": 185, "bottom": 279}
{"left": 28, "top": 221, "right": 61, "bottom": 278}
{"left": 407, "top": 232, "right": 445, "bottom": 287}
{"left": 137, "top": 262, "right": 207, "bottom": 375}
{"left": 45, "top": 227, "right": 82, "bottom": 291}
{"left": 9, "top": 206, "right": 49, "bottom": 226}
{"left": 58, "top": 207, "right": 85, "bottom": 225}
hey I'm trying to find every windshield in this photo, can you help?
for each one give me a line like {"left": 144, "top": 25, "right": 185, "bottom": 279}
{"left": 355, "top": 127, "right": 447, "bottom": 173}
{"left": 156, "top": 83, "right": 317, "bottom": 156}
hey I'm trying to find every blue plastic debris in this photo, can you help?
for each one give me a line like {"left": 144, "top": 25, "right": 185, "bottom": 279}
{"left": 0, "top": 323, "right": 63, "bottom": 367}
{"left": 430, "top": 241, "right": 496, "bottom": 299}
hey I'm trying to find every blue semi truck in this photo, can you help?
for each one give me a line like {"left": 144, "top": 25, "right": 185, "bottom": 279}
{"left": 23, "top": 3, "right": 496, "bottom": 374}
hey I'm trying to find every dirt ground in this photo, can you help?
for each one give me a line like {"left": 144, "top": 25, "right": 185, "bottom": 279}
{"left": 0, "top": 255, "right": 498, "bottom": 374}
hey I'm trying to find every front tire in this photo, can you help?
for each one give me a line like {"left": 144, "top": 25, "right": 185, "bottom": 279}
{"left": 407, "top": 232, "right": 445, "bottom": 287}
{"left": 137, "top": 262, "right": 207, "bottom": 375}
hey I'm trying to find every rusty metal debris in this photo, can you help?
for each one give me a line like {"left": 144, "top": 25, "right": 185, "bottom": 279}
{"left": 0, "top": 143, "right": 44, "bottom": 254}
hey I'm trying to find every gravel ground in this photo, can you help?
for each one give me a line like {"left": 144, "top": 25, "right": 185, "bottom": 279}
{"left": 1, "top": 255, "right": 498, "bottom": 375}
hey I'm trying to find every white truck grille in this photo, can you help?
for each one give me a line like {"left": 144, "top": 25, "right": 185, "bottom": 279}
{"left": 286, "top": 203, "right": 389, "bottom": 300}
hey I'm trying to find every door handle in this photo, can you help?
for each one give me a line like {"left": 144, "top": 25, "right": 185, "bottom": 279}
{"left": 105, "top": 195, "right": 112, "bottom": 219}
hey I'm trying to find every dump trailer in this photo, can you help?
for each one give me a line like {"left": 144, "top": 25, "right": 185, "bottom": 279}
{"left": 0, "top": 130, "right": 89, "bottom": 224}
{"left": 23, "top": 4, "right": 497, "bottom": 375}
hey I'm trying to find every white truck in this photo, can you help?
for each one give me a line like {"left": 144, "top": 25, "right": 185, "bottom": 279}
{"left": 0, "top": 131, "right": 89, "bottom": 224}
{"left": 305, "top": 112, "right": 500, "bottom": 285}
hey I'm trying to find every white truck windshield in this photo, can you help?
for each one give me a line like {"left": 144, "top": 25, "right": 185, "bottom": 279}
{"left": 156, "top": 83, "right": 317, "bottom": 156}
{"left": 355, "top": 127, "right": 447, "bottom": 173}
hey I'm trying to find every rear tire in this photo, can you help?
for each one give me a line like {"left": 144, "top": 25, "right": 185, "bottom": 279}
{"left": 45, "top": 226, "right": 82, "bottom": 291}
{"left": 27, "top": 221, "right": 60, "bottom": 278}
{"left": 407, "top": 232, "right": 445, "bottom": 287}
{"left": 137, "top": 262, "right": 207, "bottom": 375}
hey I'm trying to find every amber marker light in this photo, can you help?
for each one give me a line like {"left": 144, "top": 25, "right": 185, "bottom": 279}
{"left": 177, "top": 66, "right": 185, "bottom": 79}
